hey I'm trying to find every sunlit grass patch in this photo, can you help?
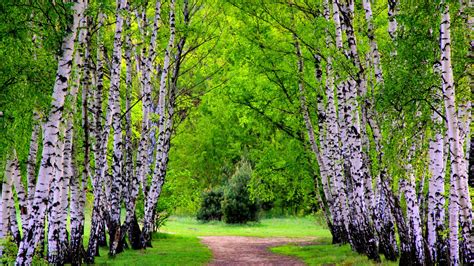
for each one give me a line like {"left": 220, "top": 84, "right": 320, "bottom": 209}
{"left": 161, "top": 216, "right": 331, "bottom": 238}
{"left": 271, "top": 242, "right": 399, "bottom": 266}
{"left": 94, "top": 233, "right": 211, "bottom": 265}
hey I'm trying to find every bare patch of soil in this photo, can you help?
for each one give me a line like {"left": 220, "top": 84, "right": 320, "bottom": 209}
{"left": 200, "top": 236, "right": 315, "bottom": 266}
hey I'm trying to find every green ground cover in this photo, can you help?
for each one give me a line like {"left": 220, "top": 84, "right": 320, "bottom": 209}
{"left": 160, "top": 216, "right": 331, "bottom": 238}
{"left": 95, "top": 233, "right": 212, "bottom": 265}
{"left": 97, "top": 217, "right": 394, "bottom": 265}
{"left": 271, "top": 242, "right": 398, "bottom": 266}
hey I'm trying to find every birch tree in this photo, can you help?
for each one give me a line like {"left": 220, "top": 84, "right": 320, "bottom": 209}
{"left": 16, "top": 1, "right": 85, "bottom": 264}
{"left": 86, "top": 12, "right": 107, "bottom": 262}
{"left": 122, "top": 2, "right": 142, "bottom": 249}
{"left": 108, "top": 0, "right": 127, "bottom": 256}
{"left": 142, "top": 0, "right": 177, "bottom": 247}
{"left": 427, "top": 103, "right": 447, "bottom": 264}
{"left": 440, "top": 4, "right": 473, "bottom": 264}
{"left": 136, "top": 0, "right": 162, "bottom": 199}
{"left": 359, "top": 0, "right": 398, "bottom": 260}
{"left": 335, "top": 0, "right": 379, "bottom": 261}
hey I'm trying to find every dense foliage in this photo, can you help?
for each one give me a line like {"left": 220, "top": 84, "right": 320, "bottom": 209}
{"left": 0, "top": 0, "right": 472, "bottom": 265}
{"left": 222, "top": 162, "right": 260, "bottom": 224}
{"left": 196, "top": 188, "right": 224, "bottom": 222}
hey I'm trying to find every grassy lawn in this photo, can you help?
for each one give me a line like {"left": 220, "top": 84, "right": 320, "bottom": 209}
{"left": 271, "top": 242, "right": 398, "bottom": 266}
{"left": 99, "top": 216, "right": 328, "bottom": 265}
{"left": 160, "top": 216, "right": 332, "bottom": 238}
{"left": 94, "top": 233, "right": 211, "bottom": 265}
{"left": 92, "top": 217, "right": 395, "bottom": 265}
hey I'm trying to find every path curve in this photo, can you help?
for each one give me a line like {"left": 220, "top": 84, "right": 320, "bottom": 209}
{"left": 200, "top": 236, "right": 314, "bottom": 266}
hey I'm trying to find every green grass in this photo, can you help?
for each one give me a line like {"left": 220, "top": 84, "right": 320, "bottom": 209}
{"left": 88, "top": 217, "right": 393, "bottom": 265}
{"left": 161, "top": 216, "right": 331, "bottom": 238}
{"left": 94, "top": 233, "right": 211, "bottom": 265}
{"left": 271, "top": 242, "right": 398, "bottom": 266}
{"left": 6, "top": 214, "right": 395, "bottom": 265}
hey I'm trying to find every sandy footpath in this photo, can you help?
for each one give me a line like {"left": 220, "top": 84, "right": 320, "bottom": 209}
{"left": 200, "top": 236, "right": 315, "bottom": 266}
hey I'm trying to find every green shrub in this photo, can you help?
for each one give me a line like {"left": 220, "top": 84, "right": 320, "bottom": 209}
{"left": 222, "top": 162, "right": 260, "bottom": 224}
{"left": 196, "top": 188, "right": 224, "bottom": 222}
{"left": 1, "top": 235, "right": 18, "bottom": 264}
{"left": 153, "top": 197, "right": 173, "bottom": 231}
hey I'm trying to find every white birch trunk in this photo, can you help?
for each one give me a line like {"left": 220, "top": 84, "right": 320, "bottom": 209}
{"left": 323, "top": 53, "right": 349, "bottom": 244}
{"left": 136, "top": 0, "right": 162, "bottom": 198}
{"left": 292, "top": 36, "right": 333, "bottom": 230}
{"left": 142, "top": 0, "right": 176, "bottom": 247}
{"left": 47, "top": 122, "right": 66, "bottom": 264}
{"left": 7, "top": 179, "right": 20, "bottom": 246}
{"left": 16, "top": 1, "right": 84, "bottom": 264}
{"left": 48, "top": 7, "right": 88, "bottom": 261}
{"left": 427, "top": 106, "right": 446, "bottom": 263}
{"left": 362, "top": 0, "right": 382, "bottom": 85}
{"left": 108, "top": 0, "right": 127, "bottom": 256}
{"left": 402, "top": 145, "right": 425, "bottom": 264}
{"left": 336, "top": 0, "right": 379, "bottom": 261}
{"left": 315, "top": 56, "right": 334, "bottom": 221}
{"left": 359, "top": 0, "right": 399, "bottom": 260}
{"left": 69, "top": 11, "right": 91, "bottom": 264}
{"left": 388, "top": 0, "right": 398, "bottom": 41}
{"left": 440, "top": 5, "right": 473, "bottom": 264}
{"left": 457, "top": 100, "right": 473, "bottom": 265}
{"left": 86, "top": 12, "right": 106, "bottom": 263}
{"left": 122, "top": 4, "right": 142, "bottom": 249}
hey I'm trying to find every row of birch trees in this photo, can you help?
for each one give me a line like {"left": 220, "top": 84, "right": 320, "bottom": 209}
{"left": 229, "top": 0, "right": 472, "bottom": 265}
{"left": 0, "top": 0, "right": 216, "bottom": 264}
{"left": 302, "top": 1, "right": 472, "bottom": 265}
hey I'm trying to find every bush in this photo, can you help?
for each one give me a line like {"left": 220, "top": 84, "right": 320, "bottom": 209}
{"left": 197, "top": 188, "right": 224, "bottom": 222}
{"left": 153, "top": 198, "right": 173, "bottom": 231}
{"left": 222, "top": 162, "right": 260, "bottom": 224}
{"left": 1, "top": 235, "right": 18, "bottom": 264}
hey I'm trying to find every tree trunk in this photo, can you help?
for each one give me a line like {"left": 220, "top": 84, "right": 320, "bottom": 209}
{"left": 47, "top": 122, "right": 66, "bottom": 264}
{"left": 387, "top": 0, "right": 398, "bottom": 41}
{"left": 108, "top": 0, "right": 127, "bottom": 257}
{"left": 402, "top": 144, "right": 425, "bottom": 265}
{"left": 360, "top": 0, "right": 398, "bottom": 260}
{"left": 68, "top": 11, "right": 91, "bottom": 265}
{"left": 336, "top": 0, "right": 379, "bottom": 261}
{"left": 136, "top": 0, "right": 162, "bottom": 199}
{"left": 122, "top": 2, "right": 142, "bottom": 250}
{"left": 15, "top": 1, "right": 85, "bottom": 264}
{"left": 457, "top": 100, "right": 472, "bottom": 265}
{"left": 86, "top": 12, "right": 106, "bottom": 263}
{"left": 142, "top": 0, "right": 176, "bottom": 247}
{"left": 427, "top": 107, "right": 447, "bottom": 264}
{"left": 440, "top": 4, "right": 473, "bottom": 264}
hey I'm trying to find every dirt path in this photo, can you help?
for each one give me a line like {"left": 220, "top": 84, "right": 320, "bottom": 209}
{"left": 200, "top": 236, "right": 315, "bottom": 266}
